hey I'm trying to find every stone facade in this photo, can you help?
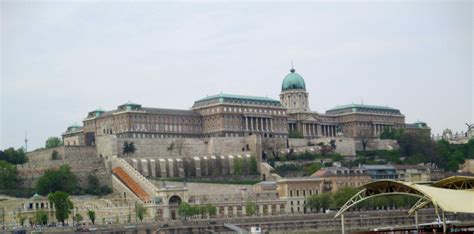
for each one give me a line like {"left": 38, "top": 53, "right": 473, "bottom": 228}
{"left": 311, "top": 167, "right": 371, "bottom": 193}
{"left": 276, "top": 177, "right": 324, "bottom": 214}
{"left": 62, "top": 67, "right": 429, "bottom": 146}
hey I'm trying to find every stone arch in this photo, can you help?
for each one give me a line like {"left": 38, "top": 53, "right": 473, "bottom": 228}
{"left": 168, "top": 195, "right": 182, "bottom": 206}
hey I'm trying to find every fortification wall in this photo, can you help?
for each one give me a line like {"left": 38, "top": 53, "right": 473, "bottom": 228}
{"left": 19, "top": 148, "right": 109, "bottom": 189}
{"left": 288, "top": 137, "right": 356, "bottom": 156}
{"left": 97, "top": 135, "right": 258, "bottom": 159}
{"left": 355, "top": 139, "right": 399, "bottom": 151}
{"left": 27, "top": 147, "right": 65, "bottom": 162}
{"left": 27, "top": 146, "right": 97, "bottom": 162}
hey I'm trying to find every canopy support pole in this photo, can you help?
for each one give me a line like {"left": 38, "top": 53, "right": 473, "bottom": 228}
{"left": 442, "top": 210, "right": 446, "bottom": 233}
{"left": 415, "top": 211, "right": 419, "bottom": 231}
{"left": 341, "top": 213, "right": 345, "bottom": 234}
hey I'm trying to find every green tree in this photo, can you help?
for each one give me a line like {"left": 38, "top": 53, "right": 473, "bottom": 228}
{"left": 204, "top": 204, "right": 217, "bottom": 217}
{"left": 48, "top": 191, "right": 74, "bottom": 225}
{"left": 178, "top": 202, "right": 191, "bottom": 220}
{"left": 288, "top": 130, "right": 304, "bottom": 138}
{"left": 135, "top": 203, "right": 146, "bottom": 222}
{"left": 0, "top": 148, "right": 28, "bottom": 164}
{"left": 34, "top": 210, "right": 48, "bottom": 225}
{"left": 234, "top": 157, "right": 243, "bottom": 175}
{"left": 249, "top": 156, "right": 258, "bottom": 174}
{"left": 19, "top": 215, "right": 27, "bottom": 226}
{"left": 167, "top": 142, "right": 175, "bottom": 156}
{"left": 0, "top": 160, "right": 19, "bottom": 189}
{"left": 122, "top": 141, "right": 136, "bottom": 156}
{"left": 332, "top": 187, "right": 360, "bottom": 208}
{"left": 245, "top": 201, "right": 257, "bottom": 216}
{"left": 36, "top": 165, "right": 79, "bottom": 195}
{"left": 87, "top": 209, "right": 96, "bottom": 225}
{"left": 74, "top": 213, "right": 83, "bottom": 224}
{"left": 304, "top": 163, "right": 322, "bottom": 175}
{"left": 306, "top": 193, "right": 332, "bottom": 213}
{"left": 45, "top": 137, "right": 62, "bottom": 149}
{"left": 86, "top": 173, "right": 100, "bottom": 195}
{"left": 51, "top": 150, "right": 60, "bottom": 160}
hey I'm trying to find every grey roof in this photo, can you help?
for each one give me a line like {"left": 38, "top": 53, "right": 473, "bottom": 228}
{"left": 142, "top": 107, "right": 200, "bottom": 116}
{"left": 326, "top": 103, "right": 402, "bottom": 115}
{"left": 361, "top": 164, "right": 396, "bottom": 170}
{"left": 193, "top": 93, "right": 283, "bottom": 108}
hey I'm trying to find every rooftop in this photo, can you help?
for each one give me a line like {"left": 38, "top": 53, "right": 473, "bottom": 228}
{"left": 326, "top": 103, "right": 402, "bottom": 115}
{"left": 193, "top": 93, "right": 283, "bottom": 108}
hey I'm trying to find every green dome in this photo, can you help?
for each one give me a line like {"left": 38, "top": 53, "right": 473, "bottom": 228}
{"left": 282, "top": 68, "right": 306, "bottom": 91}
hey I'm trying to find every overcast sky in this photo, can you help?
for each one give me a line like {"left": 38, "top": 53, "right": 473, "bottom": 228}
{"left": 1, "top": 1, "right": 472, "bottom": 150}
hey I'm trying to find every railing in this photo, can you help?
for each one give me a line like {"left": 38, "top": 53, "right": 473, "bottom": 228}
{"left": 112, "top": 167, "right": 150, "bottom": 202}
{"left": 114, "top": 158, "right": 158, "bottom": 194}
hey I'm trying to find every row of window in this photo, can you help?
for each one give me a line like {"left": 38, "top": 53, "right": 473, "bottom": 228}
{"left": 289, "top": 189, "right": 319, "bottom": 197}
{"left": 205, "top": 107, "right": 286, "bottom": 115}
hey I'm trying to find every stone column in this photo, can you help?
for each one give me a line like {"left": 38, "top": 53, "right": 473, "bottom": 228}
{"left": 245, "top": 117, "right": 248, "bottom": 131}
{"left": 159, "top": 159, "right": 167, "bottom": 178}
{"left": 270, "top": 119, "right": 273, "bottom": 132}
{"left": 250, "top": 117, "right": 254, "bottom": 131}
{"left": 260, "top": 118, "right": 263, "bottom": 131}
{"left": 317, "top": 125, "right": 322, "bottom": 137}
{"left": 242, "top": 206, "right": 246, "bottom": 216}
{"left": 150, "top": 159, "right": 156, "bottom": 177}
{"left": 224, "top": 206, "right": 229, "bottom": 217}
{"left": 233, "top": 206, "right": 237, "bottom": 216}
{"left": 259, "top": 205, "right": 264, "bottom": 216}
{"left": 267, "top": 204, "right": 272, "bottom": 215}
{"left": 276, "top": 204, "right": 281, "bottom": 214}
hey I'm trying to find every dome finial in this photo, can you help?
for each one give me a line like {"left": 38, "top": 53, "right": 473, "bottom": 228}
{"left": 290, "top": 60, "right": 295, "bottom": 73}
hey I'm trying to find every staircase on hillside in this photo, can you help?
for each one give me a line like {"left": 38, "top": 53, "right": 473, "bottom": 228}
{"left": 112, "top": 167, "right": 150, "bottom": 202}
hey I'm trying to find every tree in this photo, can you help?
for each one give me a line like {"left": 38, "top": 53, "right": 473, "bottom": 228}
{"left": 86, "top": 174, "right": 100, "bottom": 195}
{"left": 122, "top": 141, "right": 136, "bottom": 157}
{"left": 177, "top": 202, "right": 191, "bottom": 220}
{"left": 332, "top": 187, "right": 360, "bottom": 208}
{"left": 304, "top": 163, "right": 322, "bottom": 175}
{"left": 175, "top": 139, "right": 185, "bottom": 156}
{"left": 45, "top": 137, "right": 62, "bottom": 149}
{"left": 249, "top": 156, "right": 258, "bottom": 174}
{"left": 204, "top": 204, "right": 217, "bottom": 217}
{"left": 135, "top": 203, "right": 146, "bottom": 222}
{"left": 262, "top": 140, "right": 285, "bottom": 161}
{"left": 74, "top": 213, "right": 83, "bottom": 224}
{"left": 19, "top": 215, "right": 27, "bottom": 226}
{"left": 48, "top": 191, "right": 73, "bottom": 225}
{"left": 288, "top": 130, "right": 304, "bottom": 138}
{"left": 356, "top": 129, "right": 372, "bottom": 152}
{"left": 34, "top": 210, "right": 48, "bottom": 225}
{"left": 0, "top": 148, "right": 28, "bottom": 164}
{"left": 36, "top": 165, "right": 79, "bottom": 195}
{"left": 51, "top": 150, "right": 60, "bottom": 160}
{"left": 87, "top": 209, "right": 96, "bottom": 225}
{"left": 0, "top": 160, "right": 19, "bottom": 189}
{"left": 245, "top": 201, "right": 257, "bottom": 216}
{"left": 306, "top": 193, "right": 332, "bottom": 213}
{"left": 167, "top": 142, "right": 175, "bottom": 156}
{"left": 234, "top": 157, "right": 243, "bottom": 175}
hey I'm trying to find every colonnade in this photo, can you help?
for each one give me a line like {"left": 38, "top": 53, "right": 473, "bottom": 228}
{"left": 301, "top": 123, "right": 338, "bottom": 138}
{"left": 373, "top": 124, "right": 393, "bottom": 137}
{"left": 244, "top": 116, "right": 273, "bottom": 132}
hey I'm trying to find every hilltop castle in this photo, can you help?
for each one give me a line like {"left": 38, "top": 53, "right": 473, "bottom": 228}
{"left": 62, "top": 67, "right": 430, "bottom": 146}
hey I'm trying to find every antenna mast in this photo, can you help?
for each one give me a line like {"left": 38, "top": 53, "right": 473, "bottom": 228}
{"left": 24, "top": 132, "right": 28, "bottom": 153}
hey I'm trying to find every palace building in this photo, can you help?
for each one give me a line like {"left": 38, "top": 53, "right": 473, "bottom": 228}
{"left": 63, "top": 67, "right": 429, "bottom": 145}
